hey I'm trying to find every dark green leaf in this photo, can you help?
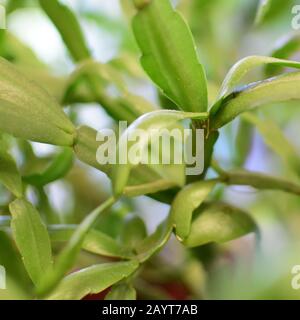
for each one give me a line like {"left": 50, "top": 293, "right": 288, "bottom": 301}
{"left": 120, "top": 215, "right": 147, "bottom": 250}
{"left": 23, "top": 148, "right": 73, "bottom": 187}
{"left": 132, "top": 0, "right": 208, "bottom": 112}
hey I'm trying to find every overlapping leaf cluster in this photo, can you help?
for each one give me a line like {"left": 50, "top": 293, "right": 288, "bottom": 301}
{"left": 0, "top": 0, "right": 300, "bottom": 299}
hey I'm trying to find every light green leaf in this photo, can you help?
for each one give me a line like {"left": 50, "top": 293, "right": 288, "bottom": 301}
{"left": 37, "top": 197, "right": 116, "bottom": 296}
{"left": 223, "top": 169, "right": 300, "bottom": 196}
{"left": 47, "top": 261, "right": 139, "bottom": 300}
{"left": 0, "top": 57, "right": 75, "bottom": 145}
{"left": 0, "top": 230, "right": 30, "bottom": 289}
{"left": 39, "top": 0, "right": 90, "bottom": 62}
{"left": 255, "top": 0, "right": 273, "bottom": 25}
{"left": 73, "top": 125, "right": 111, "bottom": 175}
{"left": 266, "top": 33, "right": 300, "bottom": 76}
{"left": 23, "top": 148, "right": 73, "bottom": 187}
{"left": 211, "top": 72, "right": 300, "bottom": 130}
{"left": 0, "top": 140, "right": 23, "bottom": 198}
{"left": 65, "top": 60, "right": 155, "bottom": 122}
{"left": 9, "top": 198, "right": 53, "bottom": 286}
{"left": 74, "top": 125, "right": 182, "bottom": 197}
{"left": 105, "top": 283, "right": 136, "bottom": 300}
{"left": 242, "top": 113, "right": 300, "bottom": 175}
{"left": 183, "top": 202, "right": 257, "bottom": 247}
{"left": 112, "top": 110, "right": 208, "bottom": 196}
{"left": 132, "top": 0, "right": 208, "bottom": 112}
{"left": 218, "top": 56, "right": 300, "bottom": 99}
{"left": 49, "top": 225, "right": 131, "bottom": 259}
{"left": 234, "top": 118, "right": 254, "bottom": 167}
{"left": 171, "top": 180, "right": 217, "bottom": 241}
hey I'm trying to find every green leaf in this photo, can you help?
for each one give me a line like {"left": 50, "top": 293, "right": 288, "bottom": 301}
{"left": 234, "top": 118, "right": 254, "bottom": 167}
{"left": 0, "top": 140, "right": 23, "bottom": 197}
{"left": 38, "top": 0, "right": 90, "bottom": 62}
{"left": 266, "top": 34, "right": 300, "bottom": 76}
{"left": 23, "top": 148, "right": 73, "bottom": 187}
{"left": 105, "top": 283, "right": 137, "bottom": 300}
{"left": 0, "top": 230, "right": 30, "bottom": 289}
{"left": 65, "top": 60, "right": 155, "bottom": 122}
{"left": 217, "top": 56, "right": 300, "bottom": 99}
{"left": 242, "top": 113, "right": 300, "bottom": 175}
{"left": 74, "top": 125, "right": 183, "bottom": 197}
{"left": 132, "top": 0, "right": 208, "bottom": 112}
{"left": 120, "top": 215, "right": 147, "bottom": 250}
{"left": 136, "top": 217, "right": 173, "bottom": 262}
{"left": 37, "top": 197, "right": 116, "bottom": 296}
{"left": 9, "top": 198, "right": 53, "bottom": 286}
{"left": 171, "top": 180, "right": 217, "bottom": 241}
{"left": 0, "top": 57, "right": 75, "bottom": 145}
{"left": 222, "top": 169, "right": 300, "bottom": 196}
{"left": 255, "top": 0, "right": 273, "bottom": 25}
{"left": 112, "top": 110, "right": 208, "bottom": 196}
{"left": 73, "top": 125, "right": 111, "bottom": 175}
{"left": 49, "top": 225, "right": 131, "bottom": 259}
{"left": 47, "top": 261, "right": 139, "bottom": 300}
{"left": 183, "top": 202, "right": 257, "bottom": 247}
{"left": 211, "top": 72, "right": 300, "bottom": 130}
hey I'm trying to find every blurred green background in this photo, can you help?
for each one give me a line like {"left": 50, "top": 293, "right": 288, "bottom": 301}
{"left": 0, "top": 0, "right": 300, "bottom": 299}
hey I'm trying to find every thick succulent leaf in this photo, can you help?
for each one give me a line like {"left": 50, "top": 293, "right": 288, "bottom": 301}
{"left": 23, "top": 148, "right": 73, "bottom": 187}
{"left": 0, "top": 140, "right": 23, "bottom": 197}
{"left": 242, "top": 113, "right": 300, "bottom": 175}
{"left": 49, "top": 225, "right": 131, "bottom": 259}
{"left": 105, "top": 283, "right": 136, "bottom": 300}
{"left": 9, "top": 198, "right": 53, "bottom": 286}
{"left": 171, "top": 180, "right": 217, "bottom": 241}
{"left": 211, "top": 72, "right": 300, "bottom": 129}
{"left": 112, "top": 110, "right": 208, "bottom": 196}
{"left": 47, "top": 261, "right": 139, "bottom": 300}
{"left": 132, "top": 0, "right": 208, "bottom": 112}
{"left": 0, "top": 57, "right": 75, "bottom": 145}
{"left": 183, "top": 202, "right": 257, "bottom": 247}
{"left": 218, "top": 56, "right": 300, "bottom": 99}
{"left": 38, "top": 0, "right": 90, "bottom": 62}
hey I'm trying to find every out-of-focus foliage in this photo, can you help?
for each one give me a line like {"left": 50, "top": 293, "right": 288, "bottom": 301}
{"left": 0, "top": 0, "right": 300, "bottom": 300}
